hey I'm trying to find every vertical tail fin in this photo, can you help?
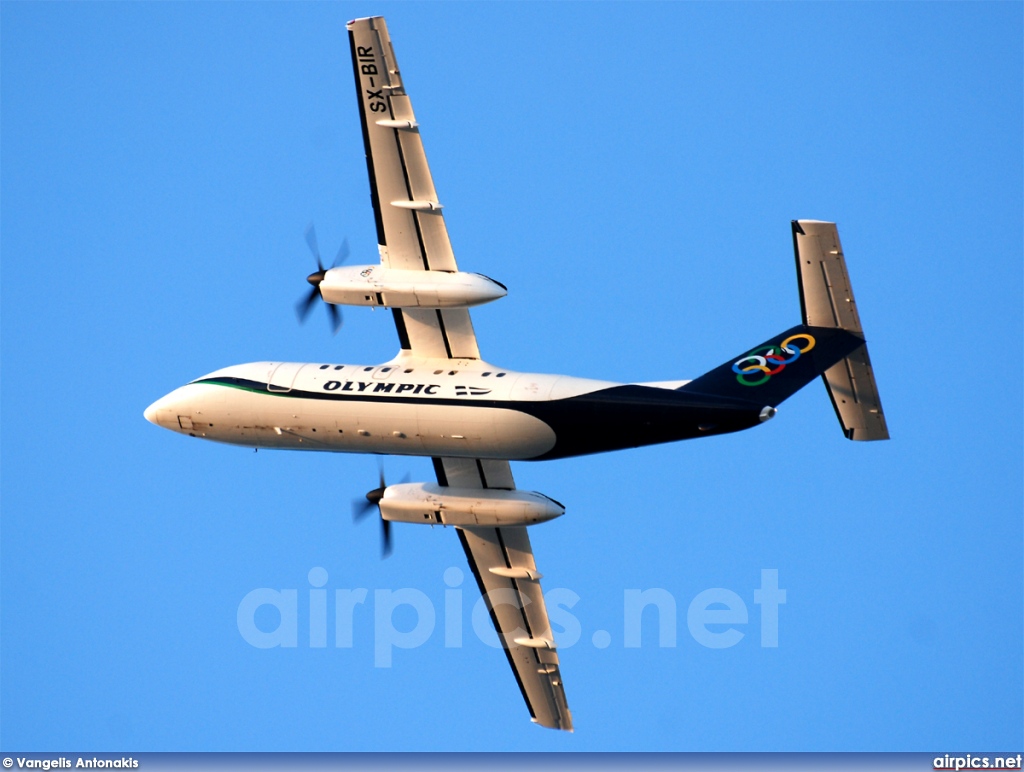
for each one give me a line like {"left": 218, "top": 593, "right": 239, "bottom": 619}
{"left": 679, "top": 221, "right": 889, "bottom": 441}
{"left": 679, "top": 324, "right": 866, "bottom": 407}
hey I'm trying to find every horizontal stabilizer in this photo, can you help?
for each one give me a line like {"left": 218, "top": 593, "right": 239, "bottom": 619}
{"left": 792, "top": 220, "right": 889, "bottom": 440}
{"left": 822, "top": 343, "right": 889, "bottom": 440}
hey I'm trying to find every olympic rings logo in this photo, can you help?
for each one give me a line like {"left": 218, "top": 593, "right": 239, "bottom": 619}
{"left": 731, "top": 333, "right": 816, "bottom": 386}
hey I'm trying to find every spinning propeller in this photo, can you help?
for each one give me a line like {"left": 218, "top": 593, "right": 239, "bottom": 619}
{"left": 352, "top": 465, "right": 409, "bottom": 558}
{"left": 295, "top": 222, "right": 349, "bottom": 334}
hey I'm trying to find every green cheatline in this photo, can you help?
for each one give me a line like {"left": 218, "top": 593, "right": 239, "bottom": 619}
{"left": 195, "top": 377, "right": 261, "bottom": 392}
{"left": 193, "top": 377, "right": 297, "bottom": 397}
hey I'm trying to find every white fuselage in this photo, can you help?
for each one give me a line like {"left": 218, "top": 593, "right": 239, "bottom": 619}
{"left": 144, "top": 357, "right": 651, "bottom": 460}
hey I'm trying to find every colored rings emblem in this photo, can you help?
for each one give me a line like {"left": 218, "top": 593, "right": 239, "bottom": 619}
{"left": 732, "top": 334, "right": 816, "bottom": 386}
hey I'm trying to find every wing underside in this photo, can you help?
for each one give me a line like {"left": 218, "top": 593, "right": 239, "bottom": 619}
{"left": 347, "top": 16, "right": 479, "bottom": 360}
{"left": 348, "top": 16, "right": 571, "bottom": 730}
{"left": 434, "top": 457, "right": 573, "bottom": 731}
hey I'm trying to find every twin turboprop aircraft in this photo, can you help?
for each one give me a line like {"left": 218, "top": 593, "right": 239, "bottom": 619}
{"left": 144, "top": 16, "right": 889, "bottom": 732}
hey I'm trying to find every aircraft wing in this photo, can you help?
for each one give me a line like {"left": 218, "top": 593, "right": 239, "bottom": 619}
{"left": 349, "top": 16, "right": 570, "bottom": 730}
{"left": 346, "top": 16, "right": 480, "bottom": 360}
{"left": 433, "top": 457, "right": 574, "bottom": 731}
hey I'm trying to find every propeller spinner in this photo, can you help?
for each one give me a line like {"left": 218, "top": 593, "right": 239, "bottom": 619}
{"left": 295, "top": 222, "right": 349, "bottom": 334}
{"left": 352, "top": 466, "right": 409, "bottom": 558}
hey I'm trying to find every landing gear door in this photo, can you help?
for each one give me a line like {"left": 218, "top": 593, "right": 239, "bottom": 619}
{"left": 267, "top": 362, "right": 305, "bottom": 393}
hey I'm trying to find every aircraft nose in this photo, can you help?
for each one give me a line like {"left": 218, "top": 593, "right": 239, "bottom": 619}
{"left": 144, "top": 392, "right": 177, "bottom": 429}
{"left": 144, "top": 386, "right": 197, "bottom": 431}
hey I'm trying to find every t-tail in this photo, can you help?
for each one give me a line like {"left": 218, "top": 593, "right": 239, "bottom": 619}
{"left": 679, "top": 220, "right": 890, "bottom": 441}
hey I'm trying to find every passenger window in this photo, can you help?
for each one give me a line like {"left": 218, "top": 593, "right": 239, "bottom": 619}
{"left": 496, "top": 373, "right": 506, "bottom": 378}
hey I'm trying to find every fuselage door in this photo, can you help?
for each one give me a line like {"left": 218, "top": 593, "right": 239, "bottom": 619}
{"left": 372, "top": 365, "right": 397, "bottom": 381}
{"left": 267, "top": 362, "right": 305, "bottom": 393}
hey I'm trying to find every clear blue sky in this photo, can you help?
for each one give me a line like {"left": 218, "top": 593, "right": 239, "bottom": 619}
{"left": 2, "top": 1, "right": 1021, "bottom": 753}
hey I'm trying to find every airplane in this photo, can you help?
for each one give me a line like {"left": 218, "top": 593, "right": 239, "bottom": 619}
{"left": 144, "top": 15, "right": 889, "bottom": 732}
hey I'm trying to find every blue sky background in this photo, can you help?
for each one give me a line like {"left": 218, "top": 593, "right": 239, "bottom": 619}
{"left": 2, "top": 1, "right": 1021, "bottom": 753}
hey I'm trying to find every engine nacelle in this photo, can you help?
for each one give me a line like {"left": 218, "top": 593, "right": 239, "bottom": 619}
{"left": 379, "top": 483, "right": 565, "bottom": 527}
{"left": 318, "top": 266, "right": 506, "bottom": 309}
